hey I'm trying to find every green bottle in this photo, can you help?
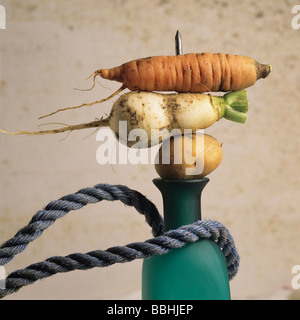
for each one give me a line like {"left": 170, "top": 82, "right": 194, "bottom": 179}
{"left": 142, "top": 178, "right": 230, "bottom": 300}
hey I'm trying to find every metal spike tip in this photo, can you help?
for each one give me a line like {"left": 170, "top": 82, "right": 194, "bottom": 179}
{"left": 175, "top": 31, "right": 183, "bottom": 56}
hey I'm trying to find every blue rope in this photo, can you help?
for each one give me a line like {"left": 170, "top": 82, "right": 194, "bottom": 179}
{"left": 0, "top": 184, "right": 164, "bottom": 266}
{"left": 0, "top": 183, "right": 239, "bottom": 299}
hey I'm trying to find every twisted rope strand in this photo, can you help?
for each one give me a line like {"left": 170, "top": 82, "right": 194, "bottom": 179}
{"left": 0, "top": 184, "right": 164, "bottom": 266}
{"left": 0, "top": 183, "right": 239, "bottom": 299}
{"left": 0, "top": 219, "right": 239, "bottom": 298}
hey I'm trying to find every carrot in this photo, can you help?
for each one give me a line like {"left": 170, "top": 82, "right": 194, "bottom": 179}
{"left": 39, "top": 52, "right": 271, "bottom": 119}
{"left": 98, "top": 53, "right": 271, "bottom": 92}
{"left": 0, "top": 90, "right": 248, "bottom": 148}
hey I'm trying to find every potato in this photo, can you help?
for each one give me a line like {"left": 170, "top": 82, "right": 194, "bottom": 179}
{"left": 155, "top": 133, "right": 223, "bottom": 179}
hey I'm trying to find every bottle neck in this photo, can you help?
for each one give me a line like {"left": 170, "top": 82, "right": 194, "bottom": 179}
{"left": 153, "top": 178, "right": 209, "bottom": 232}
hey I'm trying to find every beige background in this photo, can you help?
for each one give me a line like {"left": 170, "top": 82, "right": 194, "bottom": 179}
{"left": 0, "top": 0, "right": 300, "bottom": 300}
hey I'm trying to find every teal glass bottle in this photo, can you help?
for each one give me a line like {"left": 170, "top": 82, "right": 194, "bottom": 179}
{"left": 142, "top": 178, "right": 230, "bottom": 300}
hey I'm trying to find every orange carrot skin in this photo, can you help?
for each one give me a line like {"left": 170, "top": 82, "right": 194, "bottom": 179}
{"left": 98, "top": 53, "right": 271, "bottom": 93}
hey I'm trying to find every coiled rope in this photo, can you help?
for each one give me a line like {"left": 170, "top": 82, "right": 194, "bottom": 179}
{"left": 0, "top": 183, "right": 239, "bottom": 299}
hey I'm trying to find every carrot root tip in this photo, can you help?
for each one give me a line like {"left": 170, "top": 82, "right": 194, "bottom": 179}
{"left": 256, "top": 62, "right": 272, "bottom": 80}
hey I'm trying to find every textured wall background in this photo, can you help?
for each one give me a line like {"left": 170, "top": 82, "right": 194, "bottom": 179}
{"left": 0, "top": 0, "right": 299, "bottom": 300}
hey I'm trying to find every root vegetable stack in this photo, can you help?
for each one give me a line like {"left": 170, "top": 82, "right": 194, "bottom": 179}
{"left": 0, "top": 51, "right": 271, "bottom": 178}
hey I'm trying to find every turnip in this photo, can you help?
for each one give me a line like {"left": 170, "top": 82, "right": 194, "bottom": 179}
{"left": 0, "top": 90, "right": 248, "bottom": 148}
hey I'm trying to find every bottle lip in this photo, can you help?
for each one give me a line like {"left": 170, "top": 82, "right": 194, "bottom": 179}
{"left": 153, "top": 177, "right": 210, "bottom": 193}
{"left": 153, "top": 177, "right": 209, "bottom": 184}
